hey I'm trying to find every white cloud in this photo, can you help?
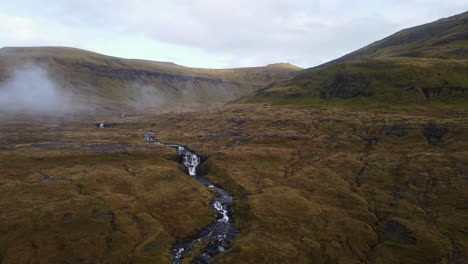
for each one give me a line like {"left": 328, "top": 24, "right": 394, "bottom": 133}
{"left": 0, "top": 15, "right": 36, "bottom": 43}
{"left": 1, "top": 0, "right": 467, "bottom": 68}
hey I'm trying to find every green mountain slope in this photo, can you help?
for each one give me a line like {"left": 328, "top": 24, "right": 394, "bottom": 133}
{"left": 244, "top": 11, "right": 468, "bottom": 107}
{"left": 0, "top": 47, "right": 301, "bottom": 112}
{"left": 334, "top": 11, "right": 468, "bottom": 61}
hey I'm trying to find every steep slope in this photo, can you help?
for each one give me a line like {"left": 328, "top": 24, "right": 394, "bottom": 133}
{"left": 0, "top": 47, "right": 301, "bottom": 113}
{"left": 244, "top": 11, "right": 468, "bottom": 107}
{"left": 334, "top": 11, "right": 468, "bottom": 61}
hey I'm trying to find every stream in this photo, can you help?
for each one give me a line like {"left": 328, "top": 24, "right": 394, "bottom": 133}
{"left": 144, "top": 131, "right": 238, "bottom": 264}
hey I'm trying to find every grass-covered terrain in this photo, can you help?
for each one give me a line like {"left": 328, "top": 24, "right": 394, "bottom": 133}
{"left": 142, "top": 105, "right": 468, "bottom": 264}
{"left": 1, "top": 104, "right": 466, "bottom": 263}
{"left": 1, "top": 9, "right": 467, "bottom": 264}
{"left": 333, "top": 11, "right": 468, "bottom": 61}
{"left": 244, "top": 57, "right": 468, "bottom": 107}
{"left": 0, "top": 118, "right": 214, "bottom": 263}
{"left": 244, "top": 11, "right": 468, "bottom": 107}
{"left": 0, "top": 47, "right": 301, "bottom": 112}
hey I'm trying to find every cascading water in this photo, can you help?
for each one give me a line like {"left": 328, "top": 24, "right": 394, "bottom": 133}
{"left": 178, "top": 146, "right": 200, "bottom": 176}
{"left": 144, "top": 131, "right": 237, "bottom": 264}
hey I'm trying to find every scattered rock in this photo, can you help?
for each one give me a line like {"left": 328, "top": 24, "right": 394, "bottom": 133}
{"left": 63, "top": 212, "right": 73, "bottom": 223}
{"left": 361, "top": 136, "right": 380, "bottom": 145}
{"left": 384, "top": 124, "right": 409, "bottom": 137}
{"left": 422, "top": 122, "right": 448, "bottom": 143}
{"left": 380, "top": 220, "right": 416, "bottom": 245}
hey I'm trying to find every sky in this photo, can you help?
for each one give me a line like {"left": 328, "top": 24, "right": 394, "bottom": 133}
{"left": 1, "top": 0, "right": 467, "bottom": 68}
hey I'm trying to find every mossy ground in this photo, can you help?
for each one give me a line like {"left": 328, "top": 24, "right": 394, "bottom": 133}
{"left": 0, "top": 104, "right": 467, "bottom": 263}
{"left": 0, "top": 119, "right": 213, "bottom": 263}
{"left": 244, "top": 57, "right": 468, "bottom": 109}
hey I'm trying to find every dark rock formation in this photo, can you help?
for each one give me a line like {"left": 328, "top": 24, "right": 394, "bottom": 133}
{"left": 423, "top": 122, "right": 448, "bottom": 143}
{"left": 380, "top": 220, "right": 417, "bottom": 245}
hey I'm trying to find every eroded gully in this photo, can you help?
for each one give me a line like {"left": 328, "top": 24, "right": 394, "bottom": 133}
{"left": 144, "top": 131, "right": 237, "bottom": 264}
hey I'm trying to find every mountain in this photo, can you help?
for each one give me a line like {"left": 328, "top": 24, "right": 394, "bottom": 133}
{"left": 334, "top": 11, "right": 468, "bottom": 61}
{"left": 1, "top": 13, "right": 467, "bottom": 264}
{"left": 0, "top": 47, "right": 301, "bottom": 113}
{"left": 244, "top": 11, "right": 468, "bottom": 107}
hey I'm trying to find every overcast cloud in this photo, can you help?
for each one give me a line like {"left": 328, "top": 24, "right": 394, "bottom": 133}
{"left": 1, "top": 0, "right": 467, "bottom": 68}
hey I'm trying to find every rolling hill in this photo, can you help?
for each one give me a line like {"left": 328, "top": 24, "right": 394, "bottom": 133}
{"left": 0, "top": 11, "right": 467, "bottom": 264}
{"left": 244, "top": 11, "right": 468, "bottom": 107}
{"left": 0, "top": 47, "right": 301, "bottom": 113}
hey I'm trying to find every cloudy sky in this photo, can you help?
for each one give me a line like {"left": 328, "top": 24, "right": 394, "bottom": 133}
{"left": 1, "top": 1, "right": 467, "bottom": 68}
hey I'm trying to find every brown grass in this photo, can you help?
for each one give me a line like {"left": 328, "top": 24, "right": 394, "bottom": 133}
{"left": 0, "top": 104, "right": 466, "bottom": 263}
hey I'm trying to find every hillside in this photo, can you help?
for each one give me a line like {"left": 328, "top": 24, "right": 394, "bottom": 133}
{"left": 334, "top": 11, "right": 468, "bottom": 61}
{"left": 0, "top": 10, "right": 467, "bottom": 264}
{"left": 0, "top": 47, "right": 301, "bottom": 113}
{"left": 244, "top": 11, "right": 468, "bottom": 107}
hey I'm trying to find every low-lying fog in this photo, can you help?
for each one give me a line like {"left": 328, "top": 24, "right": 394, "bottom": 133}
{"left": 0, "top": 64, "right": 73, "bottom": 115}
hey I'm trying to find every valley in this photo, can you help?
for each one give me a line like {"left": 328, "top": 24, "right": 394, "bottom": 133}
{"left": 0, "top": 104, "right": 466, "bottom": 263}
{"left": 0, "top": 9, "right": 467, "bottom": 264}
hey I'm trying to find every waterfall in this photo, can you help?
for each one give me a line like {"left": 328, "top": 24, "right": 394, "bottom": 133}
{"left": 143, "top": 131, "right": 238, "bottom": 264}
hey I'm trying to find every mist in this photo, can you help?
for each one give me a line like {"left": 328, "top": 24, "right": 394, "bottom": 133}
{"left": 0, "top": 64, "right": 73, "bottom": 115}
{"left": 126, "top": 83, "right": 167, "bottom": 111}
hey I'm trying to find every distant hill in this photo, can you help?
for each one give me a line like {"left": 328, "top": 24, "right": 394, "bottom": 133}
{"left": 244, "top": 11, "right": 468, "bottom": 107}
{"left": 0, "top": 47, "right": 301, "bottom": 113}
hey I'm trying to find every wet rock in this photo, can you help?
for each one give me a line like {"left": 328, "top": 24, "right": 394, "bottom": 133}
{"left": 145, "top": 131, "right": 237, "bottom": 263}
{"left": 205, "top": 241, "right": 220, "bottom": 256}
{"left": 192, "top": 255, "right": 210, "bottom": 264}
{"left": 216, "top": 212, "right": 225, "bottom": 220}
{"left": 384, "top": 124, "right": 409, "bottom": 137}
{"left": 144, "top": 131, "right": 162, "bottom": 145}
{"left": 423, "top": 122, "right": 448, "bottom": 143}
{"left": 380, "top": 220, "right": 416, "bottom": 245}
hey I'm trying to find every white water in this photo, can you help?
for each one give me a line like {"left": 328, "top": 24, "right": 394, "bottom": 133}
{"left": 178, "top": 146, "right": 200, "bottom": 176}
{"left": 143, "top": 131, "right": 237, "bottom": 264}
{"left": 213, "top": 201, "right": 229, "bottom": 223}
